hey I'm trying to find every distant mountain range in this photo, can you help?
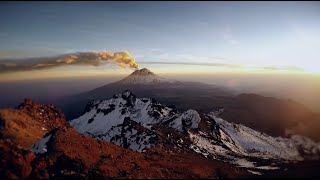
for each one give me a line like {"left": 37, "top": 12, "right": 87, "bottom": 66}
{"left": 58, "top": 68, "right": 320, "bottom": 141}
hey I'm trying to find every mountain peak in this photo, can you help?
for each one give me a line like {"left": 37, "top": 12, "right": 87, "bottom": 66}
{"left": 115, "top": 68, "right": 177, "bottom": 85}
{"left": 130, "top": 68, "right": 155, "bottom": 76}
{"left": 121, "top": 90, "right": 136, "bottom": 99}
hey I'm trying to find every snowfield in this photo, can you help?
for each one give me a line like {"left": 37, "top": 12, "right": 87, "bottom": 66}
{"left": 31, "top": 134, "right": 52, "bottom": 154}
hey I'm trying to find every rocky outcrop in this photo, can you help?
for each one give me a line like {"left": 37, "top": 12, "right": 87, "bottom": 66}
{"left": 0, "top": 99, "right": 251, "bottom": 179}
{"left": 0, "top": 99, "right": 67, "bottom": 149}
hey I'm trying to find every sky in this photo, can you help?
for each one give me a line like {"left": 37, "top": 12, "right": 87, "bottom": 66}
{"left": 0, "top": 1, "right": 320, "bottom": 80}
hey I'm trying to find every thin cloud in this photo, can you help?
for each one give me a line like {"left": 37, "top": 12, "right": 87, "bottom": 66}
{"left": 138, "top": 61, "right": 243, "bottom": 68}
{"left": 138, "top": 61, "right": 304, "bottom": 72}
{"left": 262, "top": 66, "right": 304, "bottom": 71}
{"left": 134, "top": 49, "right": 227, "bottom": 63}
{"left": 0, "top": 48, "right": 74, "bottom": 60}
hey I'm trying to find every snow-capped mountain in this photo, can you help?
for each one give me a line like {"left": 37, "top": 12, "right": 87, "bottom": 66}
{"left": 71, "top": 90, "right": 186, "bottom": 133}
{"left": 70, "top": 90, "right": 200, "bottom": 152}
{"left": 189, "top": 111, "right": 320, "bottom": 162}
{"left": 68, "top": 90, "right": 320, "bottom": 171}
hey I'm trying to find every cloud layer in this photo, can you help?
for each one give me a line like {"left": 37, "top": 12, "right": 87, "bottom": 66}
{"left": 0, "top": 51, "right": 139, "bottom": 73}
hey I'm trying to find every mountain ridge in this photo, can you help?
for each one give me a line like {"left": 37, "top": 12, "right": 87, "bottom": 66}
{"left": 69, "top": 90, "right": 320, "bottom": 172}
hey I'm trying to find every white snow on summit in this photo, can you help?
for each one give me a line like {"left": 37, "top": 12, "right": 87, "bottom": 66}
{"left": 70, "top": 91, "right": 174, "bottom": 134}
{"left": 70, "top": 90, "right": 201, "bottom": 152}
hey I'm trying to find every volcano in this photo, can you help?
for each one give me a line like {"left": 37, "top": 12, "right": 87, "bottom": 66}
{"left": 58, "top": 68, "right": 234, "bottom": 120}
{"left": 115, "top": 68, "right": 177, "bottom": 85}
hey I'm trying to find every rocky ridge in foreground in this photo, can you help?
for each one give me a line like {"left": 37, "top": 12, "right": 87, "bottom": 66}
{"left": 0, "top": 99, "right": 251, "bottom": 179}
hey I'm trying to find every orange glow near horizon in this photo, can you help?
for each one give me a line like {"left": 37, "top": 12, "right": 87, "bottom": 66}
{"left": 0, "top": 64, "right": 319, "bottom": 82}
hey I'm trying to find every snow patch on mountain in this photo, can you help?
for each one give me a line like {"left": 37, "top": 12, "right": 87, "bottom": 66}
{"left": 208, "top": 113, "right": 302, "bottom": 160}
{"left": 87, "top": 117, "right": 158, "bottom": 152}
{"left": 188, "top": 111, "right": 320, "bottom": 170}
{"left": 189, "top": 131, "right": 232, "bottom": 158}
{"left": 168, "top": 110, "right": 201, "bottom": 132}
{"left": 30, "top": 134, "right": 52, "bottom": 154}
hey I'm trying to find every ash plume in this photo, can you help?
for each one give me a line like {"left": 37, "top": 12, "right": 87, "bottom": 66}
{"left": 0, "top": 51, "right": 139, "bottom": 73}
